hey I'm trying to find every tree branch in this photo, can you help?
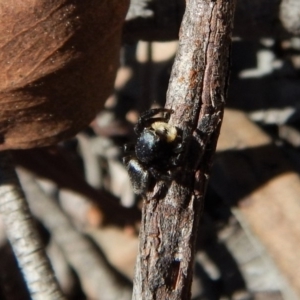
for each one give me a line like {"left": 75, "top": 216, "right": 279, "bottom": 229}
{"left": 17, "top": 168, "right": 132, "bottom": 300}
{"left": 132, "top": 0, "right": 236, "bottom": 299}
{"left": 0, "top": 152, "right": 65, "bottom": 300}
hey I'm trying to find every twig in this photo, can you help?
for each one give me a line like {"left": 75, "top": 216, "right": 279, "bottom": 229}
{"left": 0, "top": 151, "right": 65, "bottom": 300}
{"left": 77, "top": 133, "right": 103, "bottom": 189}
{"left": 0, "top": 242, "right": 31, "bottom": 300}
{"left": 132, "top": 0, "right": 236, "bottom": 299}
{"left": 17, "top": 168, "right": 132, "bottom": 300}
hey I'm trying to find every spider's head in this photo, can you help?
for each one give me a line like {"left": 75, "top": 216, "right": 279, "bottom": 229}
{"left": 135, "top": 121, "right": 178, "bottom": 164}
{"left": 150, "top": 121, "right": 177, "bottom": 142}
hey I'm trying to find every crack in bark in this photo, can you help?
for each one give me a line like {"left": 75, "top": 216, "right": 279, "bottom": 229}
{"left": 132, "top": 1, "right": 236, "bottom": 299}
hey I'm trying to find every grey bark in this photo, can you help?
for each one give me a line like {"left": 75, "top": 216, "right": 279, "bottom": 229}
{"left": 0, "top": 152, "right": 65, "bottom": 300}
{"left": 132, "top": 0, "right": 236, "bottom": 299}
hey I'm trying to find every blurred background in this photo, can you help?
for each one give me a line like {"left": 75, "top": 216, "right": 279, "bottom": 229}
{"left": 1, "top": 1, "right": 300, "bottom": 299}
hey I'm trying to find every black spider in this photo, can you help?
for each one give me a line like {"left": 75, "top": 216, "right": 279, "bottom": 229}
{"left": 123, "top": 108, "right": 187, "bottom": 195}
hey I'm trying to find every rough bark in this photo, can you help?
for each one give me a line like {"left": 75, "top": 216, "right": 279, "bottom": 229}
{"left": 132, "top": 0, "right": 236, "bottom": 299}
{"left": 0, "top": 152, "right": 65, "bottom": 300}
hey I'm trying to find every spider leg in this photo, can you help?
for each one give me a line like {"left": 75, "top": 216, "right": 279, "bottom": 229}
{"left": 134, "top": 108, "right": 174, "bottom": 134}
{"left": 149, "top": 167, "right": 173, "bottom": 181}
{"left": 122, "top": 154, "right": 133, "bottom": 165}
{"left": 173, "top": 143, "right": 184, "bottom": 154}
{"left": 123, "top": 144, "right": 135, "bottom": 165}
{"left": 147, "top": 167, "right": 173, "bottom": 198}
{"left": 123, "top": 143, "right": 135, "bottom": 153}
{"left": 150, "top": 180, "right": 168, "bottom": 200}
{"left": 171, "top": 124, "right": 193, "bottom": 165}
{"left": 140, "top": 108, "right": 173, "bottom": 120}
{"left": 170, "top": 154, "right": 183, "bottom": 167}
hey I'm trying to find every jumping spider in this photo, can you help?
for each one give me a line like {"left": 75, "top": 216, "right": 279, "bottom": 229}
{"left": 123, "top": 108, "right": 188, "bottom": 196}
